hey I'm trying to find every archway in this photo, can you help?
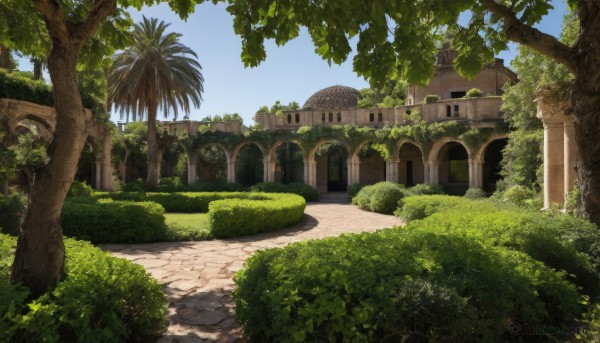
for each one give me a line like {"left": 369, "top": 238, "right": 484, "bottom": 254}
{"left": 436, "top": 142, "right": 469, "bottom": 195}
{"left": 197, "top": 144, "right": 228, "bottom": 183}
{"left": 315, "top": 143, "right": 348, "bottom": 192}
{"left": 482, "top": 138, "right": 508, "bottom": 192}
{"left": 235, "top": 143, "right": 264, "bottom": 186}
{"left": 398, "top": 142, "right": 425, "bottom": 187}
{"left": 357, "top": 142, "right": 385, "bottom": 185}
{"left": 75, "top": 138, "right": 99, "bottom": 187}
{"left": 274, "top": 142, "right": 304, "bottom": 184}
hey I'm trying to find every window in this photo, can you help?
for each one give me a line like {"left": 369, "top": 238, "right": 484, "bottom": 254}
{"left": 369, "top": 113, "right": 374, "bottom": 122}
{"left": 295, "top": 113, "right": 300, "bottom": 123}
{"left": 377, "top": 113, "right": 382, "bottom": 122}
{"left": 329, "top": 113, "right": 333, "bottom": 122}
{"left": 446, "top": 106, "right": 452, "bottom": 117}
{"left": 337, "top": 112, "right": 341, "bottom": 122}
{"left": 322, "top": 113, "right": 326, "bottom": 123}
{"left": 286, "top": 114, "right": 292, "bottom": 124}
{"left": 450, "top": 91, "right": 466, "bottom": 98}
{"left": 405, "top": 110, "right": 412, "bottom": 115}
{"left": 454, "top": 105, "right": 460, "bottom": 117}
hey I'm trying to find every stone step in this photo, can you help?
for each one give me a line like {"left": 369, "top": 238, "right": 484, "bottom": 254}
{"left": 319, "top": 192, "right": 351, "bottom": 203}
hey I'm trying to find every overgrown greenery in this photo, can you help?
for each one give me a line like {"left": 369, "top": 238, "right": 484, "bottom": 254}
{"left": 0, "top": 234, "right": 168, "bottom": 342}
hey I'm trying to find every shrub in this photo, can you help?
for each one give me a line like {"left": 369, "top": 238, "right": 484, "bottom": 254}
{"left": 394, "top": 195, "right": 472, "bottom": 221}
{"left": 0, "top": 193, "right": 25, "bottom": 235}
{"left": 67, "top": 180, "right": 95, "bottom": 199}
{"left": 61, "top": 199, "right": 168, "bottom": 243}
{"left": 466, "top": 87, "right": 484, "bottom": 98}
{"left": 403, "top": 183, "right": 445, "bottom": 196}
{"left": 188, "top": 182, "right": 247, "bottom": 192}
{"left": 464, "top": 187, "right": 487, "bottom": 199}
{"left": 503, "top": 184, "right": 539, "bottom": 206}
{"left": 250, "top": 182, "right": 318, "bottom": 202}
{"left": 346, "top": 183, "right": 364, "bottom": 197}
{"left": 352, "top": 181, "right": 405, "bottom": 214}
{"left": 0, "top": 234, "right": 168, "bottom": 342}
{"left": 234, "top": 227, "right": 583, "bottom": 342}
{"left": 157, "top": 177, "right": 186, "bottom": 192}
{"left": 209, "top": 193, "right": 306, "bottom": 238}
{"left": 424, "top": 94, "right": 440, "bottom": 103}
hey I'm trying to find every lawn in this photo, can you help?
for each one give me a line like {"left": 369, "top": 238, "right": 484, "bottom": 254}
{"left": 164, "top": 213, "right": 212, "bottom": 241}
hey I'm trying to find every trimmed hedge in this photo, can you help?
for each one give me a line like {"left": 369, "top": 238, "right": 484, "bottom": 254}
{"left": 209, "top": 193, "right": 306, "bottom": 238}
{"left": 234, "top": 226, "right": 583, "bottom": 342}
{"left": 61, "top": 199, "right": 168, "bottom": 243}
{"left": 94, "top": 191, "right": 306, "bottom": 239}
{"left": 0, "top": 234, "right": 168, "bottom": 342}
{"left": 352, "top": 181, "right": 405, "bottom": 214}
{"left": 250, "top": 182, "right": 319, "bottom": 202}
{"left": 394, "top": 194, "right": 474, "bottom": 221}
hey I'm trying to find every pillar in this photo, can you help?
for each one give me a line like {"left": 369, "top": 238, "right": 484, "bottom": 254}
{"left": 307, "top": 160, "right": 317, "bottom": 189}
{"left": 536, "top": 83, "right": 571, "bottom": 208}
{"left": 347, "top": 157, "right": 360, "bottom": 186}
{"left": 385, "top": 160, "right": 399, "bottom": 183}
{"left": 468, "top": 159, "right": 483, "bottom": 189}
{"left": 94, "top": 160, "right": 102, "bottom": 189}
{"left": 564, "top": 118, "right": 577, "bottom": 196}
{"left": 423, "top": 161, "right": 430, "bottom": 185}
{"left": 227, "top": 160, "right": 235, "bottom": 183}
{"left": 187, "top": 154, "right": 198, "bottom": 185}
{"left": 263, "top": 156, "right": 272, "bottom": 182}
{"left": 428, "top": 162, "right": 439, "bottom": 185}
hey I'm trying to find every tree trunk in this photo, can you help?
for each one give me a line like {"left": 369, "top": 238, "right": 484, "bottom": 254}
{"left": 10, "top": 44, "right": 87, "bottom": 297}
{"left": 0, "top": 46, "right": 12, "bottom": 70}
{"left": 573, "top": 0, "right": 600, "bottom": 226}
{"left": 146, "top": 105, "right": 160, "bottom": 189}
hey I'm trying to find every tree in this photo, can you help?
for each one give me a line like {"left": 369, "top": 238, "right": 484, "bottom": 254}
{"left": 227, "top": 0, "right": 600, "bottom": 225}
{"left": 109, "top": 17, "right": 204, "bottom": 189}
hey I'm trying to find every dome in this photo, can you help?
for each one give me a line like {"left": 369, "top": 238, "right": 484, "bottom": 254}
{"left": 302, "top": 85, "right": 361, "bottom": 110}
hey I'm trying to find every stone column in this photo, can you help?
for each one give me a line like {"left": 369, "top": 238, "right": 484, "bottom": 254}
{"left": 186, "top": 154, "right": 198, "bottom": 185}
{"left": 385, "top": 160, "right": 399, "bottom": 183}
{"left": 264, "top": 156, "right": 276, "bottom": 183}
{"left": 307, "top": 161, "right": 317, "bottom": 189}
{"left": 94, "top": 160, "right": 102, "bottom": 189}
{"left": 263, "top": 156, "right": 270, "bottom": 182}
{"left": 468, "top": 159, "right": 483, "bottom": 188}
{"left": 423, "top": 161, "right": 430, "bottom": 185}
{"left": 227, "top": 160, "right": 236, "bottom": 184}
{"left": 347, "top": 157, "right": 360, "bottom": 186}
{"left": 536, "top": 83, "right": 571, "bottom": 208}
{"left": 564, "top": 117, "right": 577, "bottom": 196}
{"left": 428, "top": 162, "right": 439, "bottom": 185}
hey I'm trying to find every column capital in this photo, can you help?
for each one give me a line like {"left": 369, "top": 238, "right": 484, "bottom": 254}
{"left": 535, "top": 81, "right": 571, "bottom": 123}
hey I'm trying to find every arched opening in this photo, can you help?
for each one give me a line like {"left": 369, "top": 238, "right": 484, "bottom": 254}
{"left": 358, "top": 142, "right": 385, "bottom": 185}
{"left": 197, "top": 144, "right": 227, "bottom": 183}
{"left": 315, "top": 143, "right": 348, "bottom": 193}
{"left": 275, "top": 142, "right": 304, "bottom": 184}
{"left": 75, "top": 138, "right": 98, "bottom": 188}
{"left": 483, "top": 138, "right": 508, "bottom": 192}
{"left": 235, "top": 143, "right": 264, "bottom": 186}
{"left": 398, "top": 143, "right": 424, "bottom": 187}
{"left": 437, "top": 142, "right": 469, "bottom": 195}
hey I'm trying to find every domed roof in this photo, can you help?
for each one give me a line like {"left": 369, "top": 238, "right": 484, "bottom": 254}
{"left": 302, "top": 85, "right": 361, "bottom": 110}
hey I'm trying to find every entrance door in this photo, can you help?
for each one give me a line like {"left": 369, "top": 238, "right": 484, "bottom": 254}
{"left": 406, "top": 161, "right": 413, "bottom": 187}
{"left": 327, "top": 154, "right": 347, "bottom": 192}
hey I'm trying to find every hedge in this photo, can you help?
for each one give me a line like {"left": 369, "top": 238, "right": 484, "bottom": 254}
{"left": 394, "top": 194, "right": 475, "bottom": 221}
{"left": 250, "top": 182, "right": 319, "bottom": 202}
{"left": 94, "top": 191, "right": 306, "bottom": 239}
{"left": 61, "top": 199, "right": 168, "bottom": 243}
{"left": 352, "top": 181, "right": 405, "bottom": 214}
{"left": 0, "top": 234, "right": 168, "bottom": 342}
{"left": 234, "top": 226, "right": 583, "bottom": 342}
{"left": 209, "top": 193, "right": 306, "bottom": 238}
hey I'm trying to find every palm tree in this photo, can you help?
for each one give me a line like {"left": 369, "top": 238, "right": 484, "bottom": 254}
{"left": 108, "top": 17, "right": 203, "bottom": 188}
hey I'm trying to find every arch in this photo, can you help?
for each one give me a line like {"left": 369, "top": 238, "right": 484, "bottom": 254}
{"left": 232, "top": 141, "right": 267, "bottom": 165}
{"left": 351, "top": 141, "right": 386, "bottom": 185}
{"left": 481, "top": 137, "right": 509, "bottom": 192}
{"left": 430, "top": 139, "right": 471, "bottom": 195}
{"left": 195, "top": 143, "right": 229, "bottom": 184}
{"left": 427, "top": 137, "right": 473, "bottom": 165}
{"left": 473, "top": 133, "right": 510, "bottom": 162}
{"left": 75, "top": 137, "right": 102, "bottom": 188}
{"left": 310, "top": 140, "right": 350, "bottom": 193}
{"left": 273, "top": 141, "right": 304, "bottom": 184}
{"left": 234, "top": 142, "right": 264, "bottom": 186}
{"left": 398, "top": 141, "right": 425, "bottom": 187}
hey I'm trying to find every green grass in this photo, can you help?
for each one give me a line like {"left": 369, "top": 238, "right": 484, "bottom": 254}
{"left": 164, "top": 213, "right": 212, "bottom": 241}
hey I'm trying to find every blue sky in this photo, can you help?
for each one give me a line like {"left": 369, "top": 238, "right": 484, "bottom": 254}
{"left": 18, "top": 0, "right": 568, "bottom": 126}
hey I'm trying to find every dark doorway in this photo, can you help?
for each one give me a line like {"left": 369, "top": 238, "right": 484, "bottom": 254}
{"left": 406, "top": 161, "right": 413, "bottom": 187}
{"left": 275, "top": 142, "right": 304, "bottom": 184}
{"left": 450, "top": 91, "right": 466, "bottom": 98}
{"left": 328, "top": 152, "right": 347, "bottom": 192}
{"left": 235, "top": 144, "right": 264, "bottom": 186}
{"left": 483, "top": 139, "right": 508, "bottom": 192}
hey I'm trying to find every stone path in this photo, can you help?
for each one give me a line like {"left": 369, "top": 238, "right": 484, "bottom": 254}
{"left": 103, "top": 203, "right": 403, "bottom": 342}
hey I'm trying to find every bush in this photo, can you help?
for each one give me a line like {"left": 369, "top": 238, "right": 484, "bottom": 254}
{"left": 394, "top": 195, "right": 472, "bottom": 221}
{"left": 250, "top": 182, "right": 318, "bottom": 202}
{"left": 61, "top": 199, "right": 168, "bottom": 243}
{"left": 209, "top": 193, "right": 306, "bottom": 238}
{"left": 346, "top": 183, "right": 364, "bottom": 197}
{"left": 424, "top": 94, "right": 440, "bottom": 103}
{"left": 68, "top": 180, "right": 95, "bottom": 199}
{"left": 234, "top": 227, "right": 583, "bottom": 342}
{"left": 464, "top": 187, "right": 487, "bottom": 199}
{"left": 188, "top": 182, "right": 247, "bottom": 192}
{"left": 503, "top": 184, "right": 540, "bottom": 207}
{"left": 352, "top": 182, "right": 405, "bottom": 214}
{"left": 0, "top": 234, "right": 168, "bottom": 342}
{"left": 0, "top": 193, "right": 25, "bottom": 235}
{"left": 157, "top": 177, "right": 186, "bottom": 192}
{"left": 466, "top": 87, "right": 483, "bottom": 98}
{"left": 403, "top": 183, "right": 445, "bottom": 196}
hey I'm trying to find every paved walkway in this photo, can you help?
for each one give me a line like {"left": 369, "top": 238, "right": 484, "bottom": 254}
{"left": 103, "top": 203, "right": 403, "bottom": 342}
